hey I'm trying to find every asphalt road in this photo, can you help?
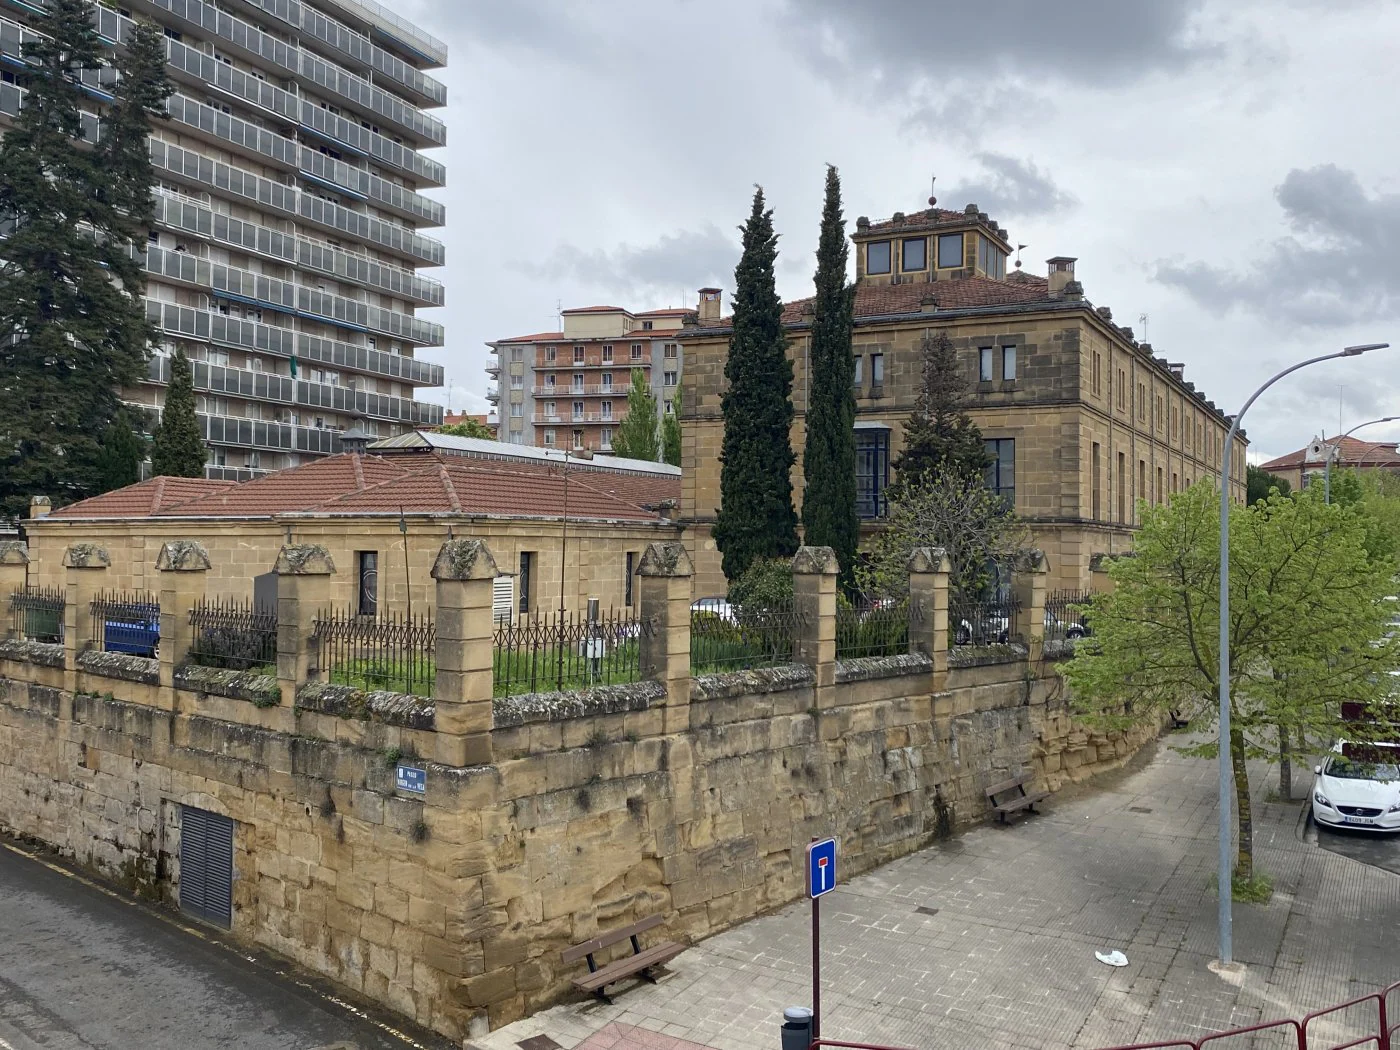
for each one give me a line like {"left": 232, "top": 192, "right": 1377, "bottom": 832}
{"left": 0, "top": 840, "right": 453, "bottom": 1050}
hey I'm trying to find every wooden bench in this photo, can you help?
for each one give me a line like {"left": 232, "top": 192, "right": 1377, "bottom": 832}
{"left": 561, "top": 914, "right": 684, "bottom": 1002}
{"left": 986, "top": 774, "right": 1049, "bottom": 823}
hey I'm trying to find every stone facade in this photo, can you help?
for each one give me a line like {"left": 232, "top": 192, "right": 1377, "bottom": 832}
{"left": 679, "top": 250, "right": 1247, "bottom": 599}
{"left": 0, "top": 539, "right": 1152, "bottom": 1041}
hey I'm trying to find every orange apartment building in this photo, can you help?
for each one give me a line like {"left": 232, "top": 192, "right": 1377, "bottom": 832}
{"left": 487, "top": 305, "right": 687, "bottom": 450}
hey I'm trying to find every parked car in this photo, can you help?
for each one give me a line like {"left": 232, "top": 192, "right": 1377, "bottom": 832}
{"left": 690, "top": 597, "right": 737, "bottom": 623}
{"left": 955, "top": 613, "right": 1009, "bottom": 646}
{"left": 103, "top": 615, "right": 160, "bottom": 658}
{"left": 1311, "top": 741, "right": 1400, "bottom": 833}
{"left": 1045, "top": 608, "right": 1090, "bottom": 639}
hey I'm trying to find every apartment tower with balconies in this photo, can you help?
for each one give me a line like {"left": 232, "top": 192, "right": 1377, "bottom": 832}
{"left": 0, "top": 0, "right": 447, "bottom": 479}
{"left": 487, "top": 304, "right": 687, "bottom": 451}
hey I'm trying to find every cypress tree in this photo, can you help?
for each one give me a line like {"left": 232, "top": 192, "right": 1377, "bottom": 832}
{"left": 890, "top": 331, "right": 990, "bottom": 497}
{"left": 93, "top": 407, "right": 149, "bottom": 491}
{"left": 0, "top": 5, "right": 169, "bottom": 517}
{"left": 661, "top": 389, "right": 682, "bottom": 467}
{"left": 712, "top": 187, "right": 798, "bottom": 583}
{"left": 150, "top": 350, "right": 207, "bottom": 477}
{"left": 800, "top": 165, "right": 859, "bottom": 590}
{"left": 611, "top": 368, "right": 660, "bottom": 461}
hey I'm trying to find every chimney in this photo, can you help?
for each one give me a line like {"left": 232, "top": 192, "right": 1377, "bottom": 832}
{"left": 697, "top": 287, "right": 722, "bottom": 323}
{"left": 1168, "top": 362, "right": 1185, "bottom": 380}
{"left": 29, "top": 496, "right": 51, "bottom": 519}
{"left": 1047, "top": 256, "right": 1077, "bottom": 298}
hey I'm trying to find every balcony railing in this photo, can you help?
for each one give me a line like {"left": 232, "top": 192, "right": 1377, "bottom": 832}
{"left": 144, "top": 245, "right": 443, "bottom": 347}
{"left": 200, "top": 413, "right": 343, "bottom": 455}
{"left": 321, "top": 0, "right": 448, "bottom": 66}
{"left": 152, "top": 191, "right": 444, "bottom": 307}
{"left": 143, "top": 356, "right": 444, "bottom": 427}
{"left": 135, "top": 0, "right": 447, "bottom": 109}
{"left": 164, "top": 91, "right": 443, "bottom": 190}
{"left": 150, "top": 140, "right": 444, "bottom": 265}
{"left": 144, "top": 299, "right": 445, "bottom": 387}
{"left": 533, "top": 385, "right": 622, "bottom": 396}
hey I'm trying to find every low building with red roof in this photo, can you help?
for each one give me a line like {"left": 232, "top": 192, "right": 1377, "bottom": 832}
{"left": 679, "top": 194, "right": 1247, "bottom": 596}
{"left": 26, "top": 432, "right": 681, "bottom": 616}
{"left": 1258, "top": 434, "right": 1400, "bottom": 493}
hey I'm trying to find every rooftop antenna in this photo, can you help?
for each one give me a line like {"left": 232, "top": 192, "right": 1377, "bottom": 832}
{"left": 555, "top": 298, "right": 562, "bottom": 331}
{"left": 1014, "top": 244, "right": 1026, "bottom": 270}
{"left": 1138, "top": 313, "right": 1148, "bottom": 343}
{"left": 927, "top": 174, "right": 937, "bottom": 207}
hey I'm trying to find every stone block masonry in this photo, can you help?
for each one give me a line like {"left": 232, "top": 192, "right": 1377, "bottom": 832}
{"left": 0, "top": 538, "right": 1151, "bottom": 1041}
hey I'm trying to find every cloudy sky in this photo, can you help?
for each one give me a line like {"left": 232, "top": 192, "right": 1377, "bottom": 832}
{"left": 402, "top": 0, "right": 1400, "bottom": 463}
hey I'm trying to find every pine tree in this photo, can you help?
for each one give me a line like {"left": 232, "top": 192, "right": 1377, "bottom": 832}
{"left": 611, "top": 369, "right": 660, "bottom": 461}
{"left": 0, "top": 5, "right": 169, "bottom": 517}
{"left": 150, "top": 351, "right": 207, "bottom": 477}
{"left": 661, "top": 389, "right": 682, "bottom": 467}
{"left": 890, "top": 331, "right": 990, "bottom": 497}
{"left": 801, "top": 165, "right": 859, "bottom": 589}
{"left": 712, "top": 187, "right": 799, "bottom": 583}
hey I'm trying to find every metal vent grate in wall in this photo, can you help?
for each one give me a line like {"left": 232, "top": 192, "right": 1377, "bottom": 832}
{"left": 179, "top": 804, "right": 234, "bottom": 928}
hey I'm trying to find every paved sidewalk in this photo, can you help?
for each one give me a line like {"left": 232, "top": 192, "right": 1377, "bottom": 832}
{"left": 479, "top": 738, "right": 1400, "bottom": 1050}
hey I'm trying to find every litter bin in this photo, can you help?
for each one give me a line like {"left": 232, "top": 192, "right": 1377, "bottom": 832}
{"left": 780, "top": 1006, "right": 813, "bottom": 1050}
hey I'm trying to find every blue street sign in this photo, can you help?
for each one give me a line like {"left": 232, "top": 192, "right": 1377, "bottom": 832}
{"left": 807, "top": 837, "right": 837, "bottom": 898}
{"left": 395, "top": 764, "right": 426, "bottom": 794}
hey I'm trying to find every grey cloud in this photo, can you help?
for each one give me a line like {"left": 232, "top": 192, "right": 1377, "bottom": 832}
{"left": 785, "top": 0, "right": 1216, "bottom": 87}
{"left": 940, "top": 153, "right": 1077, "bottom": 219}
{"left": 1155, "top": 164, "right": 1400, "bottom": 326}
{"left": 520, "top": 225, "right": 739, "bottom": 302}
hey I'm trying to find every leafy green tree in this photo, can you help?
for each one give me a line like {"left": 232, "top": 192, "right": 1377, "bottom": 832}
{"left": 890, "top": 331, "right": 990, "bottom": 497}
{"left": 713, "top": 187, "right": 798, "bottom": 583}
{"left": 1246, "top": 464, "right": 1290, "bottom": 505}
{"left": 611, "top": 369, "right": 660, "bottom": 461}
{"left": 0, "top": 5, "right": 169, "bottom": 517}
{"left": 661, "top": 389, "right": 682, "bottom": 467}
{"left": 150, "top": 350, "right": 207, "bottom": 477}
{"left": 439, "top": 418, "right": 495, "bottom": 440}
{"left": 857, "top": 470, "right": 1028, "bottom": 605}
{"left": 93, "top": 407, "right": 149, "bottom": 491}
{"left": 801, "top": 165, "right": 859, "bottom": 590}
{"left": 1064, "top": 483, "right": 1399, "bottom": 887}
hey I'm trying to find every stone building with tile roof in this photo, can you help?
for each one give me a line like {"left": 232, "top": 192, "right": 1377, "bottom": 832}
{"left": 1258, "top": 434, "right": 1400, "bottom": 494}
{"left": 679, "top": 198, "right": 1247, "bottom": 596}
{"left": 22, "top": 432, "right": 681, "bottom": 616}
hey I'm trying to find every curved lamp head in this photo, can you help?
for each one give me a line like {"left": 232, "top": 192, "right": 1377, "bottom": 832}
{"left": 1342, "top": 342, "right": 1389, "bottom": 356}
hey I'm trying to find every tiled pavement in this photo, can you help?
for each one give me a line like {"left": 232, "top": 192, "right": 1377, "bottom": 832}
{"left": 478, "top": 739, "right": 1400, "bottom": 1050}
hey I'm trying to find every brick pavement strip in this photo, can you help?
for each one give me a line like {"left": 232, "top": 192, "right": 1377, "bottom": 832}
{"left": 477, "top": 742, "right": 1399, "bottom": 1050}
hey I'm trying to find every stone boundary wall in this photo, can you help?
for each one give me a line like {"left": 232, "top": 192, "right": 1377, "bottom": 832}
{"left": 0, "top": 539, "right": 1153, "bottom": 1040}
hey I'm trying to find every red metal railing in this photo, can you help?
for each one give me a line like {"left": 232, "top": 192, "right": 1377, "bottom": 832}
{"left": 808, "top": 980, "right": 1398, "bottom": 1050}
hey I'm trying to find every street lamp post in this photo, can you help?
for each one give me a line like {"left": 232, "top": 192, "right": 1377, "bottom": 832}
{"left": 1323, "top": 416, "right": 1400, "bottom": 503}
{"left": 1216, "top": 342, "right": 1387, "bottom": 969}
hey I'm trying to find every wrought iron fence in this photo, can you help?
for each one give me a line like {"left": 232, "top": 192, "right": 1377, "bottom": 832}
{"left": 690, "top": 598, "right": 805, "bottom": 673}
{"left": 312, "top": 608, "right": 435, "bottom": 697}
{"left": 9, "top": 587, "right": 65, "bottom": 643}
{"left": 187, "top": 596, "right": 278, "bottom": 673}
{"left": 949, "top": 592, "right": 1022, "bottom": 648}
{"left": 494, "top": 606, "right": 647, "bottom": 697}
{"left": 835, "top": 597, "right": 911, "bottom": 660}
{"left": 1044, "top": 588, "right": 1093, "bottom": 644}
{"left": 90, "top": 591, "right": 161, "bottom": 657}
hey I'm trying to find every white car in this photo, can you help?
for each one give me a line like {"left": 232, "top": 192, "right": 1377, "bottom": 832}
{"left": 1311, "top": 741, "right": 1400, "bottom": 833}
{"left": 690, "top": 597, "right": 737, "bottom": 623}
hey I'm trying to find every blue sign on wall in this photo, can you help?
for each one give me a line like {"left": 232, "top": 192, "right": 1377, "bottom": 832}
{"left": 395, "top": 764, "right": 426, "bottom": 794}
{"left": 807, "top": 837, "right": 837, "bottom": 898}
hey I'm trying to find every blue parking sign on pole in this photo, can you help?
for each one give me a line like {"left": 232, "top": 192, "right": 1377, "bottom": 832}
{"left": 807, "top": 837, "right": 836, "bottom": 898}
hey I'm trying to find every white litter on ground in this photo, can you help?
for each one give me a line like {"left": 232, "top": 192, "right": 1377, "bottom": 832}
{"left": 1095, "top": 950, "right": 1129, "bottom": 967}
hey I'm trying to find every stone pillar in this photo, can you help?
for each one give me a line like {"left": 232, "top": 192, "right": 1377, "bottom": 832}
{"left": 792, "top": 546, "right": 837, "bottom": 711}
{"left": 275, "top": 544, "right": 334, "bottom": 707}
{"left": 1089, "top": 553, "right": 1116, "bottom": 595}
{"left": 637, "top": 541, "right": 693, "bottom": 734}
{"left": 1010, "top": 549, "right": 1049, "bottom": 660}
{"left": 0, "top": 542, "right": 29, "bottom": 635}
{"left": 431, "top": 539, "right": 498, "bottom": 767}
{"left": 156, "top": 541, "right": 211, "bottom": 695}
{"left": 62, "top": 544, "right": 110, "bottom": 686}
{"left": 906, "top": 547, "right": 950, "bottom": 677}
{"left": 28, "top": 496, "right": 50, "bottom": 520}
